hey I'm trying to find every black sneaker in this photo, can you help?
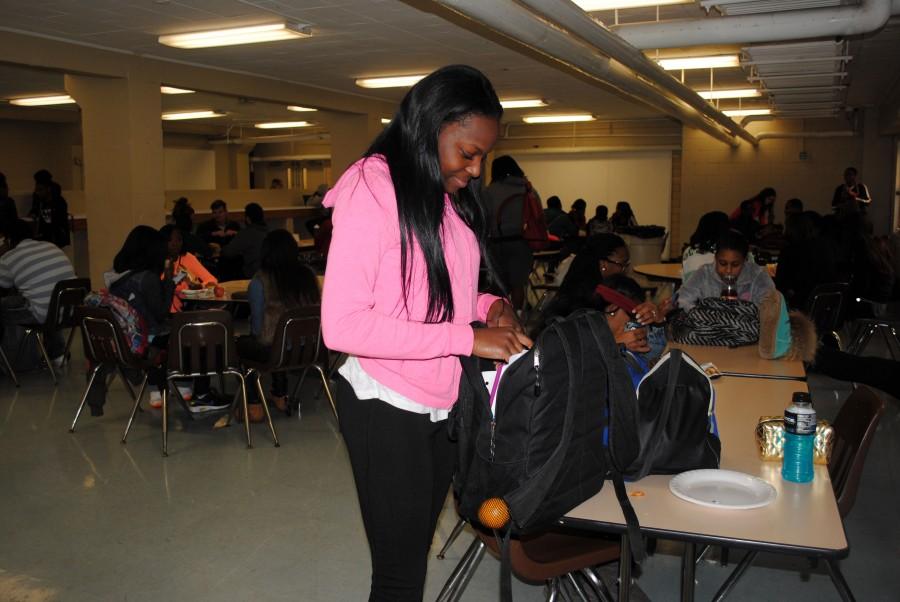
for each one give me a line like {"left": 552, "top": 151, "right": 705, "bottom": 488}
{"left": 189, "top": 393, "right": 230, "bottom": 413}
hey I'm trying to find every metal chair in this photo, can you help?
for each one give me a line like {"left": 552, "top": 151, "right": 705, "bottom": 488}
{"left": 69, "top": 306, "right": 152, "bottom": 435}
{"left": 711, "top": 386, "right": 887, "bottom": 601}
{"left": 0, "top": 325, "right": 19, "bottom": 387}
{"left": 805, "top": 282, "right": 849, "bottom": 348}
{"left": 249, "top": 306, "right": 339, "bottom": 422}
{"left": 437, "top": 525, "right": 619, "bottom": 602}
{"left": 163, "top": 309, "right": 278, "bottom": 456}
{"left": 18, "top": 277, "right": 91, "bottom": 384}
{"left": 845, "top": 299, "right": 900, "bottom": 360}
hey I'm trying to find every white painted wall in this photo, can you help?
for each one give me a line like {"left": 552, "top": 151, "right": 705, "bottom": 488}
{"left": 514, "top": 150, "right": 672, "bottom": 230}
{"left": 164, "top": 148, "right": 216, "bottom": 190}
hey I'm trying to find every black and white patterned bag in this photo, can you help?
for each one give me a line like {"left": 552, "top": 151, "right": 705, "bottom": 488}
{"left": 670, "top": 297, "right": 759, "bottom": 347}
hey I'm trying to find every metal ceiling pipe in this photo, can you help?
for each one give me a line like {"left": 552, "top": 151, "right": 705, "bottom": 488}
{"left": 517, "top": 0, "right": 757, "bottom": 145}
{"left": 434, "top": 0, "right": 740, "bottom": 146}
{"left": 756, "top": 131, "right": 855, "bottom": 140}
{"left": 614, "top": 0, "right": 899, "bottom": 50}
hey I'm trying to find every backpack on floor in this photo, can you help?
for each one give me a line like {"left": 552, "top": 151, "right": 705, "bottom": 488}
{"left": 451, "top": 309, "right": 642, "bottom": 600}
{"left": 670, "top": 297, "right": 759, "bottom": 347}
{"left": 625, "top": 349, "right": 721, "bottom": 480}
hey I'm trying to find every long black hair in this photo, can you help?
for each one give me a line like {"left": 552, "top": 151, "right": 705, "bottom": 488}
{"left": 688, "top": 211, "right": 730, "bottom": 253}
{"left": 259, "top": 229, "right": 320, "bottom": 306}
{"left": 114, "top": 225, "right": 168, "bottom": 274}
{"left": 364, "top": 64, "right": 503, "bottom": 323}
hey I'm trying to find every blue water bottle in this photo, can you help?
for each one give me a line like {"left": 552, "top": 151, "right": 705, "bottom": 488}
{"left": 782, "top": 392, "right": 816, "bottom": 483}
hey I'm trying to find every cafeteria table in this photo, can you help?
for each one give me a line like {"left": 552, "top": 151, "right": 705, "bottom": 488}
{"left": 563, "top": 372, "right": 849, "bottom": 601}
{"left": 670, "top": 342, "right": 806, "bottom": 381}
{"left": 634, "top": 262, "right": 683, "bottom": 282}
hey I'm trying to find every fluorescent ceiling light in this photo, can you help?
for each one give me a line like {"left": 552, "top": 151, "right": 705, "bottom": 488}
{"left": 9, "top": 94, "right": 76, "bottom": 106}
{"left": 355, "top": 75, "right": 426, "bottom": 89}
{"left": 160, "top": 86, "right": 195, "bottom": 95}
{"left": 697, "top": 88, "right": 762, "bottom": 100}
{"left": 658, "top": 55, "right": 741, "bottom": 70}
{"left": 158, "top": 22, "right": 311, "bottom": 49}
{"left": 162, "top": 110, "right": 224, "bottom": 121}
{"left": 723, "top": 108, "right": 772, "bottom": 117}
{"left": 523, "top": 114, "right": 595, "bottom": 124}
{"left": 254, "top": 121, "right": 312, "bottom": 129}
{"left": 287, "top": 105, "right": 317, "bottom": 112}
{"left": 574, "top": 0, "right": 691, "bottom": 10}
{"left": 500, "top": 99, "right": 547, "bottom": 109}
{"left": 380, "top": 118, "right": 391, "bottom": 125}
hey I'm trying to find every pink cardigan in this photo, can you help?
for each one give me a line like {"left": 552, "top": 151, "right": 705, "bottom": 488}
{"left": 321, "top": 156, "right": 499, "bottom": 409}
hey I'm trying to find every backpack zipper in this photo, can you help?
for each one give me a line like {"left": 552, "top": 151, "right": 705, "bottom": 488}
{"left": 533, "top": 344, "right": 541, "bottom": 396}
{"left": 489, "top": 419, "right": 496, "bottom": 462}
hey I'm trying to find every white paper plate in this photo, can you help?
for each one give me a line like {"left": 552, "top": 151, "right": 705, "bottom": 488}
{"left": 180, "top": 288, "right": 214, "bottom": 299}
{"left": 669, "top": 469, "right": 776, "bottom": 510}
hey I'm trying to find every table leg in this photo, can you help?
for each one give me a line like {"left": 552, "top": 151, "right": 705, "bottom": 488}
{"left": 681, "top": 541, "right": 696, "bottom": 602}
{"left": 618, "top": 533, "right": 631, "bottom": 601}
{"left": 824, "top": 558, "right": 856, "bottom": 602}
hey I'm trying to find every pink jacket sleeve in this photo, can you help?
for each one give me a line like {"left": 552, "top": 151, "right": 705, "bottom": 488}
{"left": 321, "top": 166, "right": 474, "bottom": 360}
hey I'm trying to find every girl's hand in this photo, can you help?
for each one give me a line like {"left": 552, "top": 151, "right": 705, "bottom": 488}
{"left": 473, "top": 327, "right": 532, "bottom": 362}
{"left": 486, "top": 299, "right": 524, "bottom": 334}
{"left": 633, "top": 301, "right": 662, "bottom": 325}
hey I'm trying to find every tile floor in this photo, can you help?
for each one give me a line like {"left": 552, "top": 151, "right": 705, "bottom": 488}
{"left": 0, "top": 337, "right": 897, "bottom": 601}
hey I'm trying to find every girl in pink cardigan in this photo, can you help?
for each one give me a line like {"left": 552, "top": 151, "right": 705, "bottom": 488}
{"left": 321, "top": 65, "right": 531, "bottom": 601}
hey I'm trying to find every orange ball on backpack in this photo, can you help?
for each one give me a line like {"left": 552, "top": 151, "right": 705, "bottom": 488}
{"left": 478, "top": 497, "right": 510, "bottom": 530}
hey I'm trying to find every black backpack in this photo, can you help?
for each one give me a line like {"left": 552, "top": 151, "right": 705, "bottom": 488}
{"left": 626, "top": 348, "right": 721, "bottom": 480}
{"left": 451, "top": 310, "right": 641, "bottom": 598}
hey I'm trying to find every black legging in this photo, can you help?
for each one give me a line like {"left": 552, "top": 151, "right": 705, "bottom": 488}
{"left": 336, "top": 376, "right": 456, "bottom": 602}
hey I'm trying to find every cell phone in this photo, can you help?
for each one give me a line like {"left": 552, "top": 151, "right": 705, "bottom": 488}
{"left": 624, "top": 320, "right": 642, "bottom": 332}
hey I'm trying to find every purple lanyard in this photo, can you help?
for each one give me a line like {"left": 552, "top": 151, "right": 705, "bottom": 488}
{"left": 489, "top": 364, "right": 504, "bottom": 417}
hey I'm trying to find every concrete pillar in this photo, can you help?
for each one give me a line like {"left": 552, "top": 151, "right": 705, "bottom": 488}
{"left": 65, "top": 74, "right": 165, "bottom": 286}
{"left": 213, "top": 144, "right": 254, "bottom": 190}
{"left": 325, "top": 113, "right": 384, "bottom": 180}
{"left": 860, "top": 107, "right": 895, "bottom": 234}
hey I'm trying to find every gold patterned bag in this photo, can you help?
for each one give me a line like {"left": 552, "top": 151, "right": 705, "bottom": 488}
{"left": 755, "top": 416, "right": 834, "bottom": 465}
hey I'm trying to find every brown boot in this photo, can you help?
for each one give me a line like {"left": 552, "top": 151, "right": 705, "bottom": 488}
{"left": 234, "top": 403, "right": 265, "bottom": 423}
{"left": 270, "top": 394, "right": 289, "bottom": 413}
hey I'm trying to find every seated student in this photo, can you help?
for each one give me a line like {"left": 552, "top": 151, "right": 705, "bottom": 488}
{"left": 29, "top": 170, "right": 70, "bottom": 248}
{"left": 0, "top": 219, "right": 76, "bottom": 363}
{"left": 159, "top": 224, "right": 217, "bottom": 313}
{"left": 222, "top": 203, "right": 268, "bottom": 279}
{"left": 677, "top": 229, "right": 774, "bottom": 311}
{"left": 681, "top": 211, "right": 730, "bottom": 282}
{"left": 87, "top": 226, "right": 174, "bottom": 414}
{"left": 774, "top": 211, "right": 839, "bottom": 309}
{"left": 196, "top": 199, "right": 241, "bottom": 248}
{"left": 610, "top": 201, "right": 638, "bottom": 231}
{"left": 568, "top": 198, "right": 587, "bottom": 232}
{"left": 530, "top": 234, "right": 667, "bottom": 345}
{"left": 0, "top": 172, "right": 19, "bottom": 230}
{"left": 596, "top": 274, "right": 667, "bottom": 386}
{"left": 586, "top": 204, "right": 611, "bottom": 236}
{"left": 543, "top": 196, "right": 578, "bottom": 240}
{"left": 170, "top": 197, "right": 211, "bottom": 258}
{"left": 236, "top": 230, "right": 320, "bottom": 422}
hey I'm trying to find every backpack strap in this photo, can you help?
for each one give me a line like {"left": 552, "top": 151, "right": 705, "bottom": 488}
{"left": 630, "top": 349, "right": 683, "bottom": 480}
{"left": 498, "top": 526, "right": 513, "bottom": 602}
{"left": 503, "top": 319, "right": 578, "bottom": 526}
{"left": 582, "top": 313, "right": 647, "bottom": 561}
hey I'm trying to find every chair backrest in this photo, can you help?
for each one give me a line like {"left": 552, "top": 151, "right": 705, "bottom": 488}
{"left": 805, "top": 282, "right": 849, "bottom": 335}
{"left": 828, "top": 385, "right": 886, "bottom": 518}
{"left": 167, "top": 309, "right": 237, "bottom": 376}
{"left": 76, "top": 305, "right": 133, "bottom": 366}
{"left": 267, "top": 306, "right": 323, "bottom": 370}
{"left": 46, "top": 278, "right": 92, "bottom": 330}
